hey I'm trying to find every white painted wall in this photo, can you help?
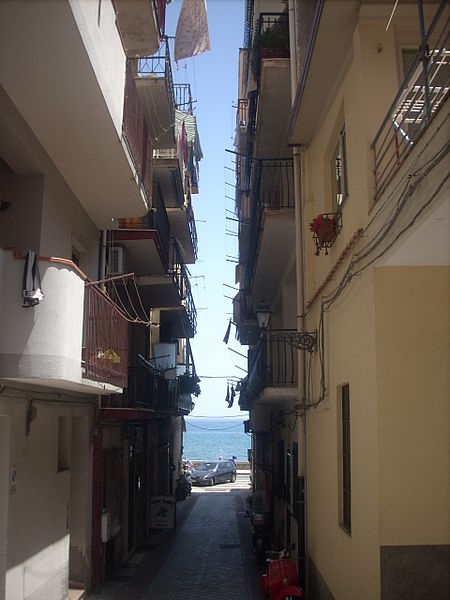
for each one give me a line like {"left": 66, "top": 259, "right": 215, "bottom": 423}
{"left": 69, "top": 0, "right": 127, "bottom": 136}
{"left": 2, "top": 392, "right": 95, "bottom": 600}
{"left": 0, "top": 250, "right": 85, "bottom": 384}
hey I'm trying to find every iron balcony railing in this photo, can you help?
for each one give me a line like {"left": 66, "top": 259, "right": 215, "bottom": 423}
{"left": 83, "top": 284, "right": 128, "bottom": 387}
{"left": 170, "top": 240, "right": 197, "bottom": 335}
{"left": 245, "top": 158, "right": 294, "bottom": 289}
{"left": 245, "top": 332, "right": 298, "bottom": 399}
{"left": 186, "top": 200, "right": 199, "bottom": 261}
{"left": 174, "top": 83, "right": 195, "bottom": 113}
{"left": 137, "top": 37, "right": 176, "bottom": 128}
{"left": 117, "top": 183, "right": 171, "bottom": 264}
{"left": 152, "top": 183, "right": 171, "bottom": 262}
{"left": 126, "top": 355, "right": 193, "bottom": 414}
{"left": 251, "top": 12, "right": 290, "bottom": 79}
{"left": 371, "top": 1, "right": 449, "bottom": 199}
{"left": 236, "top": 98, "right": 248, "bottom": 129}
{"left": 123, "top": 60, "right": 153, "bottom": 206}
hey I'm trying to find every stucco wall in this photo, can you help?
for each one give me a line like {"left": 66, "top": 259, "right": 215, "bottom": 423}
{"left": 69, "top": 0, "right": 127, "bottom": 137}
{"left": 2, "top": 391, "right": 95, "bottom": 599}
{"left": 306, "top": 268, "right": 380, "bottom": 600}
{"left": 375, "top": 266, "right": 449, "bottom": 544}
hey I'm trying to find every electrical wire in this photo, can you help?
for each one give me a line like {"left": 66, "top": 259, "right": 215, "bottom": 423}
{"left": 303, "top": 133, "right": 449, "bottom": 411}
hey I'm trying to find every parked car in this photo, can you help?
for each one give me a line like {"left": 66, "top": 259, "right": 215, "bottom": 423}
{"left": 191, "top": 460, "right": 237, "bottom": 486}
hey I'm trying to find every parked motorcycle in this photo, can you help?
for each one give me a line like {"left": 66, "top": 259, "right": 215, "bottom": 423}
{"left": 250, "top": 512, "right": 271, "bottom": 564}
{"left": 261, "top": 548, "right": 306, "bottom": 600}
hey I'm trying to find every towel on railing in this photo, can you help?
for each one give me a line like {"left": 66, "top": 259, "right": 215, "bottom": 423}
{"left": 22, "top": 250, "right": 44, "bottom": 307}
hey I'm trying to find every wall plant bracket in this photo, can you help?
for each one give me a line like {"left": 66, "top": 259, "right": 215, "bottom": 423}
{"left": 309, "top": 212, "right": 342, "bottom": 255}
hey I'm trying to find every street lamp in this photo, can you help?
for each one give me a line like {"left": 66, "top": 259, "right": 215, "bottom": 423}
{"left": 256, "top": 301, "right": 271, "bottom": 330}
{"left": 256, "top": 302, "right": 317, "bottom": 353}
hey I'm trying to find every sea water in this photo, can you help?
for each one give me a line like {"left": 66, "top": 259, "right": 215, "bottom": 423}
{"left": 183, "top": 417, "right": 251, "bottom": 462}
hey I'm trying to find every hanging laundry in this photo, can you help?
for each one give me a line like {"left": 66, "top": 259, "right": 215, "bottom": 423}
{"left": 174, "top": 0, "right": 211, "bottom": 61}
{"left": 223, "top": 318, "right": 231, "bottom": 345}
{"left": 228, "top": 385, "right": 235, "bottom": 409}
{"left": 22, "top": 250, "right": 44, "bottom": 307}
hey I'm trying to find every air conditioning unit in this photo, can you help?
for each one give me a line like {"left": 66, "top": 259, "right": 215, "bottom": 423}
{"left": 109, "top": 246, "right": 126, "bottom": 275}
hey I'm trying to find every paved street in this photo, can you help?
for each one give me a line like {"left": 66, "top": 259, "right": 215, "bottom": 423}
{"left": 85, "top": 473, "right": 265, "bottom": 600}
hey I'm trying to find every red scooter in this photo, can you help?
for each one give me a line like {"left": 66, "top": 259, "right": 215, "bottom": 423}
{"left": 261, "top": 549, "right": 306, "bottom": 600}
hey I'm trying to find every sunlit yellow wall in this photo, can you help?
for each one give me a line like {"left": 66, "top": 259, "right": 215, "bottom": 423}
{"left": 375, "top": 266, "right": 449, "bottom": 545}
{"left": 300, "top": 14, "right": 436, "bottom": 600}
{"left": 306, "top": 268, "right": 381, "bottom": 600}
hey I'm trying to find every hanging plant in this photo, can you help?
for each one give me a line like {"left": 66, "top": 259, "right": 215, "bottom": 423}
{"left": 177, "top": 371, "right": 201, "bottom": 397}
{"left": 309, "top": 212, "right": 342, "bottom": 255}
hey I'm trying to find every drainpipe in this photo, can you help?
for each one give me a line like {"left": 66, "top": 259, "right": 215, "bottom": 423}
{"left": 289, "top": 0, "right": 307, "bottom": 591}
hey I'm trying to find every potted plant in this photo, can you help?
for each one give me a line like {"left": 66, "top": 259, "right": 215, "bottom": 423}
{"left": 177, "top": 371, "right": 201, "bottom": 397}
{"left": 257, "top": 26, "right": 289, "bottom": 57}
{"left": 251, "top": 20, "right": 289, "bottom": 77}
{"left": 309, "top": 212, "right": 342, "bottom": 255}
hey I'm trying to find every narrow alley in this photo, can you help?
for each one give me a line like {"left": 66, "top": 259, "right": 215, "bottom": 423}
{"left": 85, "top": 474, "right": 265, "bottom": 600}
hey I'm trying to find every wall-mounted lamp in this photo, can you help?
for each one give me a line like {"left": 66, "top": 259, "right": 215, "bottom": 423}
{"left": 256, "top": 302, "right": 317, "bottom": 353}
{"left": 256, "top": 302, "right": 271, "bottom": 330}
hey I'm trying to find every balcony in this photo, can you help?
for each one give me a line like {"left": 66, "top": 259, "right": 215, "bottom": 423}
{"left": 133, "top": 39, "right": 176, "bottom": 150}
{"left": 83, "top": 284, "right": 128, "bottom": 388}
{"left": 0, "top": 247, "right": 126, "bottom": 393}
{"left": 123, "top": 60, "right": 154, "bottom": 208}
{"left": 243, "top": 158, "right": 296, "bottom": 301}
{"left": 106, "top": 229, "right": 197, "bottom": 338}
{"left": 238, "top": 334, "right": 298, "bottom": 410}
{"left": 126, "top": 355, "right": 193, "bottom": 415}
{"left": 114, "top": 0, "right": 164, "bottom": 58}
{"left": 249, "top": 13, "right": 291, "bottom": 159}
{"left": 251, "top": 12, "right": 290, "bottom": 79}
{"left": 134, "top": 44, "right": 198, "bottom": 263}
{"left": 371, "top": 3, "right": 449, "bottom": 199}
{"left": 111, "top": 183, "right": 171, "bottom": 274}
{"left": 0, "top": 2, "right": 150, "bottom": 229}
{"left": 128, "top": 238, "right": 197, "bottom": 338}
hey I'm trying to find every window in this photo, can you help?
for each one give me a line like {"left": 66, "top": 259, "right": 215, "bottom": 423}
{"left": 339, "top": 384, "right": 351, "bottom": 533}
{"left": 331, "top": 126, "right": 348, "bottom": 211}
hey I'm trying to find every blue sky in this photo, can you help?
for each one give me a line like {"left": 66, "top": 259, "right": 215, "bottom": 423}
{"left": 165, "top": 0, "right": 248, "bottom": 417}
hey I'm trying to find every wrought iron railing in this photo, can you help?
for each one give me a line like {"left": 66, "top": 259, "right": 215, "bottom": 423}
{"left": 153, "top": 183, "right": 171, "bottom": 262}
{"left": 116, "top": 184, "right": 170, "bottom": 265}
{"left": 246, "top": 158, "right": 294, "bottom": 289}
{"left": 237, "top": 98, "right": 248, "bottom": 128}
{"left": 251, "top": 12, "right": 290, "bottom": 78}
{"left": 186, "top": 201, "right": 198, "bottom": 261}
{"left": 174, "top": 83, "right": 194, "bottom": 113}
{"left": 371, "top": 2, "right": 449, "bottom": 199}
{"left": 83, "top": 285, "right": 128, "bottom": 387}
{"left": 245, "top": 333, "right": 298, "bottom": 399}
{"left": 126, "top": 355, "right": 192, "bottom": 414}
{"left": 123, "top": 60, "right": 153, "bottom": 206}
{"left": 170, "top": 240, "right": 197, "bottom": 335}
{"left": 136, "top": 38, "right": 176, "bottom": 128}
